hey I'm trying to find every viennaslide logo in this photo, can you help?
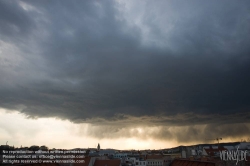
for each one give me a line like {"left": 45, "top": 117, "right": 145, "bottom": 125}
{"left": 219, "top": 146, "right": 248, "bottom": 165}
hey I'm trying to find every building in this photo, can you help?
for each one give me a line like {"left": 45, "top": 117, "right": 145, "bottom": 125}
{"left": 202, "top": 147, "right": 227, "bottom": 157}
{"left": 146, "top": 155, "right": 165, "bottom": 166}
{"left": 170, "top": 159, "right": 215, "bottom": 166}
{"left": 99, "top": 149, "right": 116, "bottom": 157}
{"left": 113, "top": 153, "right": 128, "bottom": 159}
{"left": 94, "top": 159, "right": 121, "bottom": 166}
{"left": 97, "top": 143, "right": 100, "bottom": 151}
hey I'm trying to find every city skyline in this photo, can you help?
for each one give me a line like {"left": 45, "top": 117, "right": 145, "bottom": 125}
{"left": 0, "top": 0, "right": 250, "bottom": 150}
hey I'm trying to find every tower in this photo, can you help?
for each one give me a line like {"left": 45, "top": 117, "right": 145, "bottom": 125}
{"left": 97, "top": 143, "right": 100, "bottom": 151}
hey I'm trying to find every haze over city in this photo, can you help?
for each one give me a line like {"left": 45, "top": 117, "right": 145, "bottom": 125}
{"left": 0, "top": 0, "right": 250, "bottom": 150}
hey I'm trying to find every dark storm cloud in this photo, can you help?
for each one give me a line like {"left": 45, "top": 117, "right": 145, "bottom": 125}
{"left": 0, "top": 0, "right": 250, "bottom": 130}
{"left": 0, "top": 0, "right": 35, "bottom": 39}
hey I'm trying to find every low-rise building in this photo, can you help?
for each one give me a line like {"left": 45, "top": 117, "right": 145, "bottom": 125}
{"left": 94, "top": 159, "right": 121, "bottom": 166}
{"left": 113, "top": 153, "right": 128, "bottom": 159}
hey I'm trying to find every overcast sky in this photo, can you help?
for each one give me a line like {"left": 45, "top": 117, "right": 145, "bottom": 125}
{"left": 0, "top": 0, "right": 250, "bottom": 149}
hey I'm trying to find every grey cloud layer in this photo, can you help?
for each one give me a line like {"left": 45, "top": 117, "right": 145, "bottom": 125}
{"left": 79, "top": 122, "right": 250, "bottom": 143}
{"left": 0, "top": 0, "right": 250, "bottom": 129}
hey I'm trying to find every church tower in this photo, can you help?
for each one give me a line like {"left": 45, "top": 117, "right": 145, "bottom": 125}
{"left": 97, "top": 143, "right": 100, "bottom": 151}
